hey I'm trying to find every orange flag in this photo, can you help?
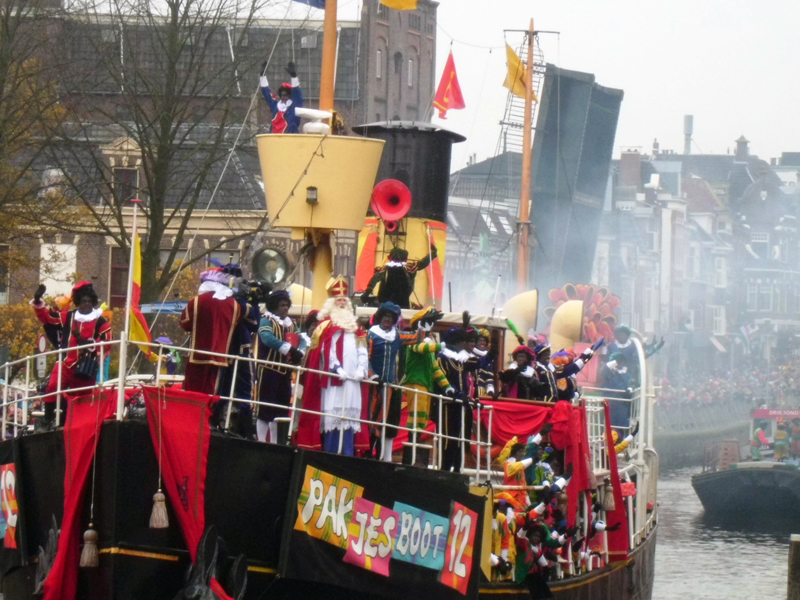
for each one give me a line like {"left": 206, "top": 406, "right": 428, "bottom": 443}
{"left": 433, "top": 51, "right": 465, "bottom": 120}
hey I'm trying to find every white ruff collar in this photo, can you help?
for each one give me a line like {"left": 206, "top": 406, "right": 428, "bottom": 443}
{"left": 74, "top": 308, "right": 103, "bottom": 323}
{"left": 387, "top": 260, "right": 407, "bottom": 268}
{"left": 277, "top": 99, "right": 292, "bottom": 112}
{"left": 473, "top": 348, "right": 488, "bottom": 357}
{"left": 199, "top": 280, "right": 233, "bottom": 300}
{"left": 265, "top": 311, "right": 293, "bottom": 329}
{"left": 615, "top": 339, "right": 632, "bottom": 349}
{"left": 369, "top": 324, "right": 396, "bottom": 341}
{"left": 442, "top": 347, "right": 472, "bottom": 362}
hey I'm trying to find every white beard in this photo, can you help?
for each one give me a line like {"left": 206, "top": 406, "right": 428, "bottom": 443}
{"left": 318, "top": 298, "right": 359, "bottom": 333}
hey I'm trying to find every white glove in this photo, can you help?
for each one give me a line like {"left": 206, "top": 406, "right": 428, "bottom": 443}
{"left": 537, "top": 554, "right": 549, "bottom": 567}
{"left": 336, "top": 367, "right": 347, "bottom": 381}
{"left": 354, "top": 368, "right": 365, "bottom": 382}
{"left": 530, "top": 433, "right": 543, "bottom": 445}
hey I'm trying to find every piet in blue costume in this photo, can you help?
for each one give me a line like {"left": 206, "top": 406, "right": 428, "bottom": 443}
{"left": 260, "top": 61, "right": 303, "bottom": 134}
{"left": 256, "top": 290, "right": 305, "bottom": 443}
{"left": 367, "top": 301, "right": 422, "bottom": 461}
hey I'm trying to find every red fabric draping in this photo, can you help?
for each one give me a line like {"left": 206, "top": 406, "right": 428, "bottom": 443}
{"left": 565, "top": 404, "right": 591, "bottom": 528}
{"left": 549, "top": 400, "right": 577, "bottom": 450}
{"left": 603, "top": 401, "right": 629, "bottom": 561}
{"left": 143, "top": 386, "right": 212, "bottom": 562}
{"left": 478, "top": 399, "right": 552, "bottom": 445}
{"left": 44, "top": 390, "right": 117, "bottom": 600}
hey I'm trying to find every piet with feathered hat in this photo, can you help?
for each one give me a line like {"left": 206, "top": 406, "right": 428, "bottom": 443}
{"left": 366, "top": 301, "right": 424, "bottom": 462}
{"left": 30, "top": 280, "right": 112, "bottom": 428}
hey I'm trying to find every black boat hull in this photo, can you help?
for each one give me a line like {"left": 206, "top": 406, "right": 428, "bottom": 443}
{"left": 692, "top": 463, "right": 800, "bottom": 516}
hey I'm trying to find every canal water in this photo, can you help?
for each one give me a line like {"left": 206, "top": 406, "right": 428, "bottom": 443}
{"left": 653, "top": 467, "right": 790, "bottom": 599}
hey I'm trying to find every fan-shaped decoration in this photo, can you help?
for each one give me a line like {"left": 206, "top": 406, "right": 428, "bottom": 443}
{"left": 543, "top": 283, "right": 621, "bottom": 344}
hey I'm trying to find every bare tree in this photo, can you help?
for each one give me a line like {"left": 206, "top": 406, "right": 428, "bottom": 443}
{"left": 46, "top": 0, "right": 291, "bottom": 302}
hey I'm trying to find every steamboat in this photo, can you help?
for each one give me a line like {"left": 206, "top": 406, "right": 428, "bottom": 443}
{"left": 0, "top": 4, "right": 656, "bottom": 599}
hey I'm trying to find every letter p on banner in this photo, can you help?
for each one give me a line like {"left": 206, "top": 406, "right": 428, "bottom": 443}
{"left": 439, "top": 501, "right": 477, "bottom": 595}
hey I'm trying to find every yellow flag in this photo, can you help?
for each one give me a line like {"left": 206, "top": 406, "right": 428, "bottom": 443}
{"left": 380, "top": 0, "right": 418, "bottom": 9}
{"left": 503, "top": 43, "right": 536, "bottom": 101}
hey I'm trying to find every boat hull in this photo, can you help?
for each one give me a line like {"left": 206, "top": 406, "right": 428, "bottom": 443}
{"left": 692, "top": 462, "right": 800, "bottom": 516}
{"left": 479, "top": 525, "right": 657, "bottom": 600}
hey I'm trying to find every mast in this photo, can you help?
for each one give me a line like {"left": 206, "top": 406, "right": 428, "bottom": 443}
{"left": 310, "top": 0, "right": 338, "bottom": 309}
{"left": 516, "top": 19, "right": 535, "bottom": 294}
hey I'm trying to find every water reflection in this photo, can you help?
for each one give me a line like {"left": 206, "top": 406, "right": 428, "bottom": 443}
{"left": 653, "top": 467, "right": 789, "bottom": 600}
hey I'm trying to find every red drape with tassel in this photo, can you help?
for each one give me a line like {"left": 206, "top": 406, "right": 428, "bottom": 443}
{"left": 43, "top": 390, "right": 117, "bottom": 600}
{"left": 143, "top": 386, "right": 212, "bottom": 562}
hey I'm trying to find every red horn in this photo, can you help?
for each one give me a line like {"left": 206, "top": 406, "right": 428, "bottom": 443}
{"left": 371, "top": 179, "right": 412, "bottom": 222}
{"left": 385, "top": 220, "right": 399, "bottom": 233}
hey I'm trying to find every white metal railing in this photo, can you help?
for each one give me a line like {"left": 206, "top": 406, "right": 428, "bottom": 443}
{"left": 0, "top": 338, "right": 496, "bottom": 484}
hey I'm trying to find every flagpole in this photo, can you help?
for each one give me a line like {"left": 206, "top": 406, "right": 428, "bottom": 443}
{"left": 117, "top": 198, "right": 140, "bottom": 420}
{"left": 516, "top": 19, "right": 535, "bottom": 294}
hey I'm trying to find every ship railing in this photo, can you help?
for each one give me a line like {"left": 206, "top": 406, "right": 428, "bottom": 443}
{"left": 0, "top": 339, "right": 122, "bottom": 436}
{"left": 0, "top": 338, "right": 497, "bottom": 485}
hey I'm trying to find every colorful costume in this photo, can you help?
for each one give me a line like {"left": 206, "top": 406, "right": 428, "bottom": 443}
{"left": 259, "top": 62, "right": 303, "bottom": 134}
{"left": 774, "top": 423, "right": 789, "bottom": 461}
{"left": 361, "top": 246, "right": 438, "bottom": 309}
{"left": 473, "top": 328, "right": 496, "bottom": 397}
{"left": 299, "top": 277, "right": 367, "bottom": 456}
{"left": 492, "top": 501, "right": 517, "bottom": 582}
{"left": 256, "top": 290, "right": 306, "bottom": 443}
{"left": 500, "top": 346, "right": 539, "bottom": 400}
{"left": 31, "top": 282, "right": 112, "bottom": 421}
{"left": 750, "top": 423, "right": 769, "bottom": 461}
{"left": 366, "top": 302, "right": 421, "bottom": 460}
{"left": 180, "top": 266, "right": 244, "bottom": 395}
{"left": 437, "top": 329, "right": 480, "bottom": 472}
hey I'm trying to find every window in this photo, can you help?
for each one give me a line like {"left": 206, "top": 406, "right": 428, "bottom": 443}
{"left": 751, "top": 232, "right": 769, "bottom": 258}
{"left": 710, "top": 305, "right": 726, "bottom": 336}
{"left": 497, "top": 215, "right": 513, "bottom": 235}
{"left": 747, "top": 284, "right": 758, "bottom": 311}
{"left": 160, "top": 249, "right": 189, "bottom": 269}
{"left": 481, "top": 213, "right": 497, "bottom": 233}
{"left": 376, "top": 49, "right": 382, "bottom": 79}
{"left": 780, "top": 236, "right": 790, "bottom": 262}
{"left": 759, "top": 284, "right": 772, "bottom": 312}
{"left": 795, "top": 286, "right": 800, "bottom": 315}
{"left": 409, "top": 12, "right": 421, "bottom": 31}
{"left": 113, "top": 167, "right": 139, "bottom": 205}
{"left": 394, "top": 52, "right": 402, "bottom": 74}
{"left": 407, "top": 59, "right": 413, "bottom": 87}
{"left": 376, "top": 1, "right": 388, "bottom": 19}
{"left": 109, "top": 246, "right": 129, "bottom": 309}
{"left": 686, "top": 245, "right": 700, "bottom": 279}
{"left": 714, "top": 257, "right": 727, "bottom": 288}
{"left": 426, "top": 21, "right": 435, "bottom": 36}
{"left": 0, "top": 246, "right": 8, "bottom": 305}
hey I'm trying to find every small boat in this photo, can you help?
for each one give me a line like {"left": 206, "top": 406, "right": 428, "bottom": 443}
{"left": 692, "top": 408, "right": 800, "bottom": 516}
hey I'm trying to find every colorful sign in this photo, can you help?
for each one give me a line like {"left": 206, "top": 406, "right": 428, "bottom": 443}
{"left": 344, "top": 497, "right": 399, "bottom": 577}
{"left": 438, "top": 502, "right": 478, "bottom": 595}
{"left": 751, "top": 408, "right": 800, "bottom": 420}
{"left": 392, "top": 501, "right": 449, "bottom": 570}
{"left": 0, "top": 464, "right": 18, "bottom": 549}
{"left": 294, "top": 466, "right": 364, "bottom": 550}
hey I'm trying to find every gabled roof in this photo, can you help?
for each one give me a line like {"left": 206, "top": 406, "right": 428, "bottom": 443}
{"left": 683, "top": 178, "right": 723, "bottom": 213}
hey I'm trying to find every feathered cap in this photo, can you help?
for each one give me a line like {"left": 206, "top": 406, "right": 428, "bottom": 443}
{"left": 511, "top": 345, "right": 536, "bottom": 361}
{"left": 71, "top": 281, "right": 97, "bottom": 304}
{"left": 551, "top": 349, "right": 576, "bottom": 369}
{"left": 200, "top": 259, "right": 242, "bottom": 286}
{"left": 477, "top": 328, "right": 491, "bottom": 341}
{"left": 410, "top": 307, "right": 444, "bottom": 328}
{"left": 303, "top": 310, "right": 320, "bottom": 330}
{"left": 374, "top": 301, "right": 402, "bottom": 324}
{"left": 533, "top": 343, "right": 550, "bottom": 356}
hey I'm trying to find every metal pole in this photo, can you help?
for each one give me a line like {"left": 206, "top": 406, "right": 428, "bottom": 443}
{"left": 318, "top": 0, "right": 337, "bottom": 113}
{"left": 224, "top": 358, "right": 239, "bottom": 430}
{"left": 116, "top": 331, "right": 128, "bottom": 420}
{"left": 24, "top": 357, "right": 30, "bottom": 434}
{"left": 381, "top": 384, "right": 388, "bottom": 461}
{"left": 475, "top": 402, "right": 481, "bottom": 482}
{"left": 437, "top": 399, "right": 443, "bottom": 470}
{"left": 460, "top": 404, "right": 465, "bottom": 473}
{"left": 487, "top": 407, "right": 493, "bottom": 483}
{"left": 516, "top": 19, "right": 536, "bottom": 294}
{"left": 2, "top": 363, "right": 8, "bottom": 439}
{"left": 56, "top": 348, "right": 62, "bottom": 427}
{"left": 337, "top": 376, "right": 347, "bottom": 455}
{"left": 287, "top": 365, "right": 300, "bottom": 445}
{"left": 155, "top": 345, "right": 163, "bottom": 387}
{"left": 411, "top": 390, "right": 418, "bottom": 466}
{"left": 117, "top": 199, "right": 139, "bottom": 421}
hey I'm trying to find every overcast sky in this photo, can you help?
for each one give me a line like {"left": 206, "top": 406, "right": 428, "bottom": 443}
{"left": 273, "top": 0, "right": 800, "bottom": 171}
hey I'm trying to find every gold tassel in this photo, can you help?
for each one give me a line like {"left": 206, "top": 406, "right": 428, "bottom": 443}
{"left": 602, "top": 481, "right": 616, "bottom": 512}
{"left": 79, "top": 525, "right": 99, "bottom": 568}
{"left": 149, "top": 490, "right": 169, "bottom": 529}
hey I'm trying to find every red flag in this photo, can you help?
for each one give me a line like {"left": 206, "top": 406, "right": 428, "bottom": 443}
{"left": 603, "top": 401, "right": 630, "bottom": 561}
{"left": 433, "top": 51, "right": 465, "bottom": 119}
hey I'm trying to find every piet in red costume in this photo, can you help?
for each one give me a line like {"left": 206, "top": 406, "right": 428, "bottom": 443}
{"left": 180, "top": 264, "right": 244, "bottom": 395}
{"left": 31, "top": 281, "right": 111, "bottom": 427}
